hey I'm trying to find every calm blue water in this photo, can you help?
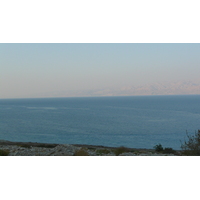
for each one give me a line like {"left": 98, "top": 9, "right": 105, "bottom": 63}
{"left": 0, "top": 95, "right": 200, "bottom": 150}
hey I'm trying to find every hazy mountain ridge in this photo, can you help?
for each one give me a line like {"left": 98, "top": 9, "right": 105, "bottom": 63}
{"left": 87, "top": 81, "right": 200, "bottom": 96}
{"left": 49, "top": 81, "right": 200, "bottom": 98}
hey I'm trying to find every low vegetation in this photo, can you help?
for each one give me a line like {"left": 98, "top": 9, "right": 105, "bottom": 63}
{"left": 74, "top": 148, "right": 89, "bottom": 156}
{"left": 162, "top": 147, "right": 176, "bottom": 154}
{"left": 0, "top": 149, "right": 9, "bottom": 156}
{"left": 36, "top": 144, "right": 57, "bottom": 148}
{"left": 114, "top": 146, "right": 133, "bottom": 156}
{"left": 154, "top": 144, "right": 176, "bottom": 154}
{"left": 17, "top": 143, "right": 57, "bottom": 148}
{"left": 96, "top": 148, "right": 111, "bottom": 155}
{"left": 2, "top": 130, "right": 200, "bottom": 156}
{"left": 154, "top": 144, "right": 163, "bottom": 152}
{"left": 17, "top": 144, "right": 31, "bottom": 148}
{"left": 181, "top": 130, "right": 200, "bottom": 156}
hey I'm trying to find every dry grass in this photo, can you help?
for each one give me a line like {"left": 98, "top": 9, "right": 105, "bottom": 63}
{"left": 74, "top": 148, "right": 89, "bottom": 156}
{"left": 0, "top": 149, "right": 9, "bottom": 156}
{"left": 114, "top": 146, "right": 132, "bottom": 156}
{"left": 96, "top": 148, "right": 111, "bottom": 155}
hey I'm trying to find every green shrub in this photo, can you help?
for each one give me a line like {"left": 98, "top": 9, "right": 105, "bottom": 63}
{"left": 154, "top": 144, "right": 163, "bottom": 152}
{"left": 96, "top": 149, "right": 111, "bottom": 155}
{"left": 181, "top": 130, "right": 200, "bottom": 156}
{"left": 36, "top": 144, "right": 57, "bottom": 148}
{"left": 17, "top": 144, "right": 31, "bottom": 148}
{"left": 114, "top": 146, "right": 131, "bottom": 156}
{"left": 0, "top": 149, "right": 9, "bottom": 156}
{"left": 153, "top": 144, "right": 175, "bottom": 154}
{"left": 18, "top": 143, "right": 57, "bottom": 148}
{"left": 74, "top": 148, "right": 89, "bottom": 156}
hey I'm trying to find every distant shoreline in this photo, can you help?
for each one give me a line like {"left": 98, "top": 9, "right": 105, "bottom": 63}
{"left": 1, "top": 93, "right": 200, "bottom": 100}
{"left": 0, "top": 139, "right": 154, "bottom": 150}
{"left": 0, "top": 139, "right": 183, "bottom": 156}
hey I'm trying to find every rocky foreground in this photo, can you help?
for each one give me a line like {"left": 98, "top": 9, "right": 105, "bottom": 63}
{"left": 0, "top": 140, "right": 182, "bottom": 156}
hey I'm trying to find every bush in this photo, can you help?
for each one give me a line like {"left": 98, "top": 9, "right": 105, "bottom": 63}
{"left": 96, "top": 149, "right": 111, "bottom": 155}
{"left": 0, "top": 149, "right": 9, "bottom": 156}
{"left": 154, "top": 144, "right": 163, "bottom": 152}
{"left": 181, "top": 130, "right": 200, "bottom": 156}
{"left": 74, "top": 148, "right": 89, "bottom": 156}
{"left": 17, "top": 144, "right": 31, "bottom": 148}
{"left": 154, "top": 144, "right": 176, "bottom": 154}
{"left": 36, "top": 144, "right": 57, "bottom": 148}
{"left": 114, "top": 146, "right": 131, "bottom": 156}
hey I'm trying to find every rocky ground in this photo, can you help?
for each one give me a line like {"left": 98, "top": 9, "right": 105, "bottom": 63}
{"left": 0, "top": 140, "right": 182, "bottom": 156}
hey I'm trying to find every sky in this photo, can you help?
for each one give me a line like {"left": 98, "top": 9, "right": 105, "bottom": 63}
{"left": 1, "top": 43, "right": 200, "bottom": 99}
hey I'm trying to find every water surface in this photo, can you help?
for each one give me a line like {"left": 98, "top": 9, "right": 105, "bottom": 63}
{"left": 1, "top": 95, "right": 200, "bottom": 149}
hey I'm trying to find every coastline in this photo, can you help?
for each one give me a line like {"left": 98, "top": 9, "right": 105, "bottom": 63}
{"left": 0, "top": 140, "right": 182, "bottom": 156}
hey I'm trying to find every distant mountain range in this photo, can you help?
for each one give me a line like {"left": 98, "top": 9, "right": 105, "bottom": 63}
{"left": 51, "top": 80, "right": 200, "bottom": 98}
{"left": 81, "top": 81, "right": 200, "bottom": 97}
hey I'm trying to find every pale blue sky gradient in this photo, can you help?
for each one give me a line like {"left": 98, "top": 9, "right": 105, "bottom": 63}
{"left": 1, "top": 43, "right": 200, "bottom": 98}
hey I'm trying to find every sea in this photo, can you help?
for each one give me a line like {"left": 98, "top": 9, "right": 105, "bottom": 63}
{"left": 0, "top": 95, "right": 200, "bottom": 150}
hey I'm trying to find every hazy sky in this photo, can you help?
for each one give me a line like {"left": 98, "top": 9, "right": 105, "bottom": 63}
{"left": 1, "top": 43, "right": 200, "bottom": 98}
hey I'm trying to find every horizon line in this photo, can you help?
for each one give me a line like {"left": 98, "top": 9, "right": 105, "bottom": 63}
{"left": 1, "top": 93, "right": 200, "bottom": 100}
